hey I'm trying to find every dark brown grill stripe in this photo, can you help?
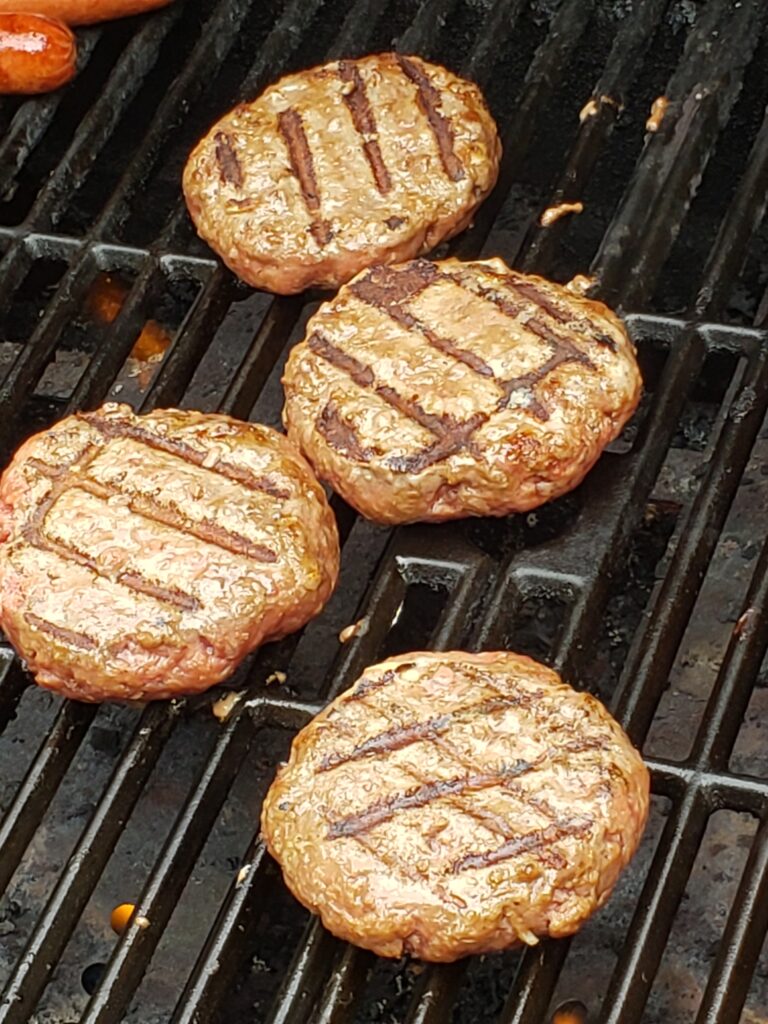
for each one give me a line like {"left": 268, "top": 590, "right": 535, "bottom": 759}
{"left": 321, "top": 693, "right": 544, "bottom": 780}
{"left": 346, "top": 669, "right": 399, "bottom": 702}
{"left": 27, "top": 458, "right": 280, "bottom": 569}
{"left": 351, "top": 265, "right": 496, "bottom": 379}
{"left": 386, "top": 413, "right": 486, "bottom": 473}
{"left": 23, "top": 524, "right": 201, "bottom": 613}
{"left": 506, "top": 276, "right": 612, "bottom": 346}
{"left": 434, "top": 270, "right": 597, "bottom": 421}
{"left": 82, "top": 414, "right": 291, "bottom": 500}
{"left": 446, "top": 268, "right": 603, "bottom": 367}
{"left": 25, "top": 613, "right": 97, "bottom": 651}
{"left": 342, "top": 689, "right": 568, "bottom": 857}
{"left": 277, "top": 107, "right": 332, "bottom": 247}
{"left": 214, "top": 131, "right": 243, "bottom": 188}
{"left": 74, "top": 478, "right": 277, "bottom": 563}
{"left": 317, "top": 402, "right": 373, "bottom": 463}
{"left": 338, "top": 60, "right": 392, "bottom": 195}
{"left": 318, "top": 713, "right": 452, "bottom": 772}
{"left": 509, "top": 277, "right": 578, "bottom": 325}
{"left": 308, "top": 332, "right": 374, "bottom": 388}
{"left": 450, "top": 817, "right": 593, "bottom": 874}
{"left": 115, "top": 573, "right": 200, "bottom": 612}
{"left": 327, "top": 760, "right": 534, "bottom": 839}
{"left": 308, "top": 331, "right": 477, "bottom": 436}
{"left": 23, "top": 451, "right": 204, "bottom": 612}
{"left": 396, "top": 55, "right": 465, "bottom": 182}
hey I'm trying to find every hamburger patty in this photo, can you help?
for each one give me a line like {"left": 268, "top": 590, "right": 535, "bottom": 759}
{"left": 0, "top": 404, "right": 339, "bottom": 702}
{"left": 282, "top": 257, "right": 642, "bottom": 524}
{"left": 182, "top": 53, "right": 500, "bottom": 294}
{"left": 261, "top": 651, "right": 649, "bottom": 962}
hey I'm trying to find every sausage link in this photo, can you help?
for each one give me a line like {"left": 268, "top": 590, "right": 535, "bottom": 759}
{"left": 0, "top": 13, "right": 76, "bottom": 94}
{"left": 0, "top": 1, "right": 172, "bottom": 25}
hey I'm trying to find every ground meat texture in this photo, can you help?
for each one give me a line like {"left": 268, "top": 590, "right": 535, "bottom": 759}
{"left": 261, "top": 652, "right": 649, "bottom": 962}
{"left": 281, "top": 256, "right": 642, "bottom": 524}
{"left": 182, "top": 53, "right": 500, "bottom": 294}
{"left": 0, "top": 404, "right": 339, "bottom": 702}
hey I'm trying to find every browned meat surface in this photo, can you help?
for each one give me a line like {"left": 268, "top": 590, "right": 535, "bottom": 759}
{"left": 282, "top": 257, "right": 642, "bottom": 524}
{"left": 261, "top": 651, "right": 650, "bottom": 962}
{"left": 182, "top": 53, "right": 500, "bottom": 294}
{"left": 0, "top": 404, "right": 339, "bottom": 702}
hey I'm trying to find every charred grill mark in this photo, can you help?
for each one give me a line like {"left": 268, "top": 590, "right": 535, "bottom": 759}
{"left": 436, "top": 271, "right": 596, "bottom": 421}
{"left": 277, "top": 108, "right": 333, "bottom": 246}
{"left": 332, "top": 682, "right": 563, "bottom": 851}
{"left": 344, "top": 663, "right": 518, "bottom": 708}
{"left": 385, "top": 216, "right": 405, "bottom": 230}
{"left": 115, "top": 573, "right": 200, "bottom": 611}
{"left": 214, "top": 131, "right": 243, "bottom": 188}
{"left": 308, "top": 330, "right": 486, "bottom": 470}
{"left": 318, "top": 713, "right": 452, "bottom": 772}
{"left": 211, "top": 461, "right": 291, "bottom": 500}
{"left": 21, "top": 451, "right": 202, "bottom": 613}
{"left": 29, "top": 464, "right": 277, "bottom": 565}
{"left": 376, "top": 384, "right": 461, "bottom": 437}
{"left": 451, "top": 817, "right": 593, "bottom": 874}
{"left": 338, "top": 60, "right": 392, "bottom": 194}
{"left": 317, "top": 402, "right": 373, "bottom": 463}
{"left": 443, "top": 270, "right": 599, "bottom": 369}
{"left": 596, "top": 332, "right": 618, "bottom": 352}
{"left": 308, "top": 332, "right": 374, "bottom": 388}
{"left": 327, "top": 760, "right": 535, "bottom": 839}
{"left": 396, "top": 55, "right": 465, "bottom": 182}
{"left": 82, "top": 414, "right": 290, "bottom": 500}
{"left": 353, "top": 260, "right": 438, "bottom": 303}
{"left": 351, "top": 265, "right": 496, "bottom": 379}
{"left": 499, "top": 346, "right": 583, "bottom": 421}
{"left": 346, "top": 669, "right": 399, "bottom": 702}
{"left": 508, "top": 277, "right": 580, "bottom": 326}
{"left": 24, "top": 521, "right": 200, "bottom": 613}
{"left": 525, "top": 318, "right": 594, "bottom": 370}
{"left": 25, "top": 612, "right": 97, "bottom": 651}
{"left": 74, "top": 478, "right": 278, "bottom": 563}
{"left": 386, "top": 413, "right": 485, "bottom": 473}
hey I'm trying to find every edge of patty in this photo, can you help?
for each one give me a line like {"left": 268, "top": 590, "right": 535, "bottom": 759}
{"left": 261, "top": 650, "right": 650, "bottom": 961}
{"left": 182, "top": 53, "right": 501, "bottom": 294}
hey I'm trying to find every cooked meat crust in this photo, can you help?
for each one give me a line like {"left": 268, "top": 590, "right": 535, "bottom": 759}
{"left": 0, "top": 404, "right": 339, "bottom": 702}
{"left": 282, "top": 257, "right": 642, "bottom": 524}
{"left": 261, "top": 651, "right": 649, "bottom": 962}
{"left": 182, "top": 53, "right": 500, "bottom": 294}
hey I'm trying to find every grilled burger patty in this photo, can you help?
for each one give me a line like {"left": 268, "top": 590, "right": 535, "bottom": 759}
{"left": 262, "top": 651, "right": 649, "bottom": 962}
{"left": 282, "top": 257, "right": 643, "bottom": 524}
{"left": 182, "top": 53, "right": 500, "bottom": 294}
{"left": 0, "top": 404, "right": 339, "bottom": 702}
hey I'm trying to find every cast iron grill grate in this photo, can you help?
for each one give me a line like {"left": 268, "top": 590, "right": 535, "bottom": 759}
{"left": 1, "top": 1, "right": 768, "bottom": 1022}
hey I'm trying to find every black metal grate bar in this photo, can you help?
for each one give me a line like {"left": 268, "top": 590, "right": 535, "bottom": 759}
{"left": 80, "top": 709, "right": 254, "bottom": 1024}
{"left": 0, "top": 701, "right": 96, "bottom": 895}
{"left": 0, "top": 703, "right": 181, "bottom": 1024}
{"left": 694, "top": 818, "right": 768, "bottom": 1023}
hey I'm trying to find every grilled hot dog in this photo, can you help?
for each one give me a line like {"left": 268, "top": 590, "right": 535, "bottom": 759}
{"left": 0, "top": 13, "right": 76, "bottom": 93}
{"left": 0, "top": 1, "right": 172, "bottom": 25}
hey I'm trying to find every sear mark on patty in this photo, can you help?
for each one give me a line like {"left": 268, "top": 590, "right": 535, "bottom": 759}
{"left": 317, "top": 402, "right": 373, "bottom": 463}
{"left": 451, "top": 817, "right": 594, "bottom": 874}
{"left": 396, "top": 54, "right": 465, "bottom": 182}
{"left": 277, "top": 108, "right": 333, "bottom": 247}
{"left": 352, "top": 263, "right": 496, "bottom": 379}
{"left": 214, "top": 131, "right": 243, "bottom": 188}
{"left": 25, "top": 612, "right": 97, "bottom": 651}
{"left": 327, "top": 759, "right": 536, "bottom": 839}
{"left": 81, "top": 412, "right": 291, "bottom": 500}
{"left": 338, "top": 59, "right": 392, "bottom": 195}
